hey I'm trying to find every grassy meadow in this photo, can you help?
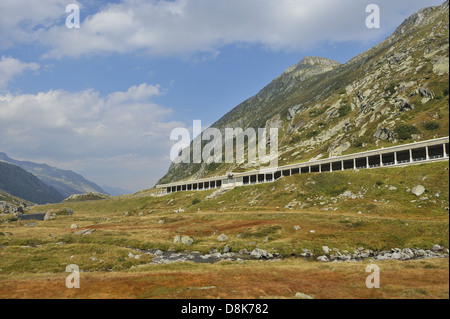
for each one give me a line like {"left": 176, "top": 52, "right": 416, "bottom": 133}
{"left": 0, "top": 161, "right": 448, "bottom": 299}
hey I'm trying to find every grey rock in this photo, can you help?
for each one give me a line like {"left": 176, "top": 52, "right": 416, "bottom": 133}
{"left": 373, "top": 127, "right": 394, "bottom": 140}
{"left": 412, "top": 185, "right": 425, "bottom": 196}
{"left": 295, "top": 292, "right": 314, "bottom": 299}
{"left": 432, "top": 244, "right": 442, "bottom": 252}
{"left": 181, "top": 236, "right": 194, "bottom": 246}
{"left": 173, "top": 235, "right": 181, "bottom": 244}
{"left": 418, "top": 87, "right": 435, "bottom": 99}
{"left": 43, "top": 211, "right": 55, "bottom": 221}
{"left": 394, "top": 97, "right": 414, "bottom": 112}
{"left": 251, "top": 248, "right": 273, "bottom": 259}
{"left": 217, "top": 234, "right": 229, "bottom": 242}
{"left": 75, "top": 229, "right": 95, "bottom": 236}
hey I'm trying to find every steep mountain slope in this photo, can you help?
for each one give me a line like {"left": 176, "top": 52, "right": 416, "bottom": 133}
{"left": 0, "top": 162, "right": 64, "bottom": 204}
{"left": 159, "top": 1, "right": 449, "bottom": 184}
{"left": 0, "top": 153, "right": 106, "bottom": 198}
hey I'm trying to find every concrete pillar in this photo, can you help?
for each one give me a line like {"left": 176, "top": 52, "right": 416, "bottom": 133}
{"left": 353, "top": 159, "right": 356, "bottom": 170}
{"left": 444, "top": 144, "right": 447, "bottom": 157}
{"left": 366, "top": 157, "right": 369, "bottom": 168}
{"left": 380, "top": 154, "right": 383, "bottom": 167}
{"left": 394, "top": 152, "right": 398, "bottom": 165}
{"left": 426, "top": 146, "right": 429, "bottom": 160}
{"left": 341, "top": 161, "right": 344, "bottom": 171}
{"left": 409, "top": 149, "right": 413, "bottom": 162}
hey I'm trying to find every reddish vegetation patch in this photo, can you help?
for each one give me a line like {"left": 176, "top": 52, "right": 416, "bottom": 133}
{"left": 1, "top": 260, "right": 448, "bottom": 299}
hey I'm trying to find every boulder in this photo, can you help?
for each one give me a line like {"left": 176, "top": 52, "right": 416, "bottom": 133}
{"left": 75, "top": 229, "right": 95, "bottom": 236}
{"left": 412, "top": 185, "right": 425, "bottom": 197}
{"left": 44, "top": 211, "right": 55, "bottom": 221}
{"left": 394, "top": 97, "right": 414, "bottom": 112}
{"left": 181, "top": 236, "right": 194, "bottom": 246}
{"left": 373, "top": 127, "right": 394, "bottom": 140}
{"left": 301, "top": 249, "right": 313, "bottom": 257}
{"left": 418, "top": 87, "right": 435, "bottom": 99}
{"left": 223, "top": 245, "right": 231, "bottom": 253}
{"left": 295, "top": 292, "right": 314, "bottom": 299}
{"left": 250, "top": 248, "right": 273, "bottom": 259}
{"left": 432, "top": 244, "right": 442, "bottom": 252}
{"left": 70, "top": 224, "right": 78, "bottom": 229}
{"left": 217, "top": 234, "right": 229, "bottom": 242}
{"left": 322, "top": 246, "right": 331, "bottom": 255}
{"left": 173, "top": 235, "right": 182, "bottom": 244}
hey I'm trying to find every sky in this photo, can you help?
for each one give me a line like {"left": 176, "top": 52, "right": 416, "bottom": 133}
{"left": 0, "top": 0, "right": 444, "bottom": 193}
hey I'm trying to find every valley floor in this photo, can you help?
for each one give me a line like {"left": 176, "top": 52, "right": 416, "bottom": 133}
{"left": 0, "top": 162, "right": 448, "bottom": 299}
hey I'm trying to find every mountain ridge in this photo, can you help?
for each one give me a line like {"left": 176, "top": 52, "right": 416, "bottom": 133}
{"left": 158, "top": 1, "right": 449, "bottom": 185}
{"left": 0, "top": 161, "right": 64, "bottom": 204}
{"left": 0, "top": 152, "right": 106, "bottom": 198}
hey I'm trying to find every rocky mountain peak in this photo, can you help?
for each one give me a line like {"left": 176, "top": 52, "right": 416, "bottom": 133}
{"left": 298, "top": 56, "right": 341, "bottom": 67}
{"left": 394, "top": 0, "right": 448, "bottom": 36}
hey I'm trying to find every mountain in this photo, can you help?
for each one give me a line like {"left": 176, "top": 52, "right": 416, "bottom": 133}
{"left": 101, "top": 185, "right": 132, "bottom": 196}
{"left": 159, "top": 1, "right": 449, "bottom": 184}
{"left": 0, "top": 153, "right": 106, "bottom": 198}
{"left": 0, "top": 162, "right": 64, "bottom": 204}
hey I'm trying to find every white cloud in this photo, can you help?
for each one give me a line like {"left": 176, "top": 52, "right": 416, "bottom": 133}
{"left": 0, "top": 0, "right": 443, "bottom": 58}
{"left": 0, "top": 56, "right": 40, "bottom": 89}
{"left": 0, "top": 0, "right": 78, "bottom": 47}
{"left": 41, "top": 0, "right": 381, "bottom": 58}
{"left": 0, "top": 83, "right": 185, "bottom": 190}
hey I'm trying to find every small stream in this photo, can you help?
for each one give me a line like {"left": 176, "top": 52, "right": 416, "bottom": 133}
{"left": 139, "top": 249, "right": 260, "bottom": 264}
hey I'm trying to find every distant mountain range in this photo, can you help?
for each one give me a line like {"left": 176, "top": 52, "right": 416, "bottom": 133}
{"left": 101, "top": 185, "right": 132, "bottom": 196}
{"left": 0, "top": 161, "right": 64, "bottom": 204}
{"left": 0, "top": 152, "right": 106, "bottom": 199}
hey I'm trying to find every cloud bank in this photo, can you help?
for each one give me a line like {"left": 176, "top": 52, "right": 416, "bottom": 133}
{"left": 0, "top": 83, "right": 184, "bottom": 190}
{"left": 0, "top": 0, "right": 443, "bottom": 58}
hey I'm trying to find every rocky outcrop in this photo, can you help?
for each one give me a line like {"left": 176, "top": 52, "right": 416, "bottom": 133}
{"left": 63, "top": 193, "right": 110, "bottom": 202}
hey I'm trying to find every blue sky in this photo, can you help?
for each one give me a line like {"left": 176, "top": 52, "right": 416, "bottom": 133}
{"left": 0, "top": 0, "right": 444, "bottom": 193}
